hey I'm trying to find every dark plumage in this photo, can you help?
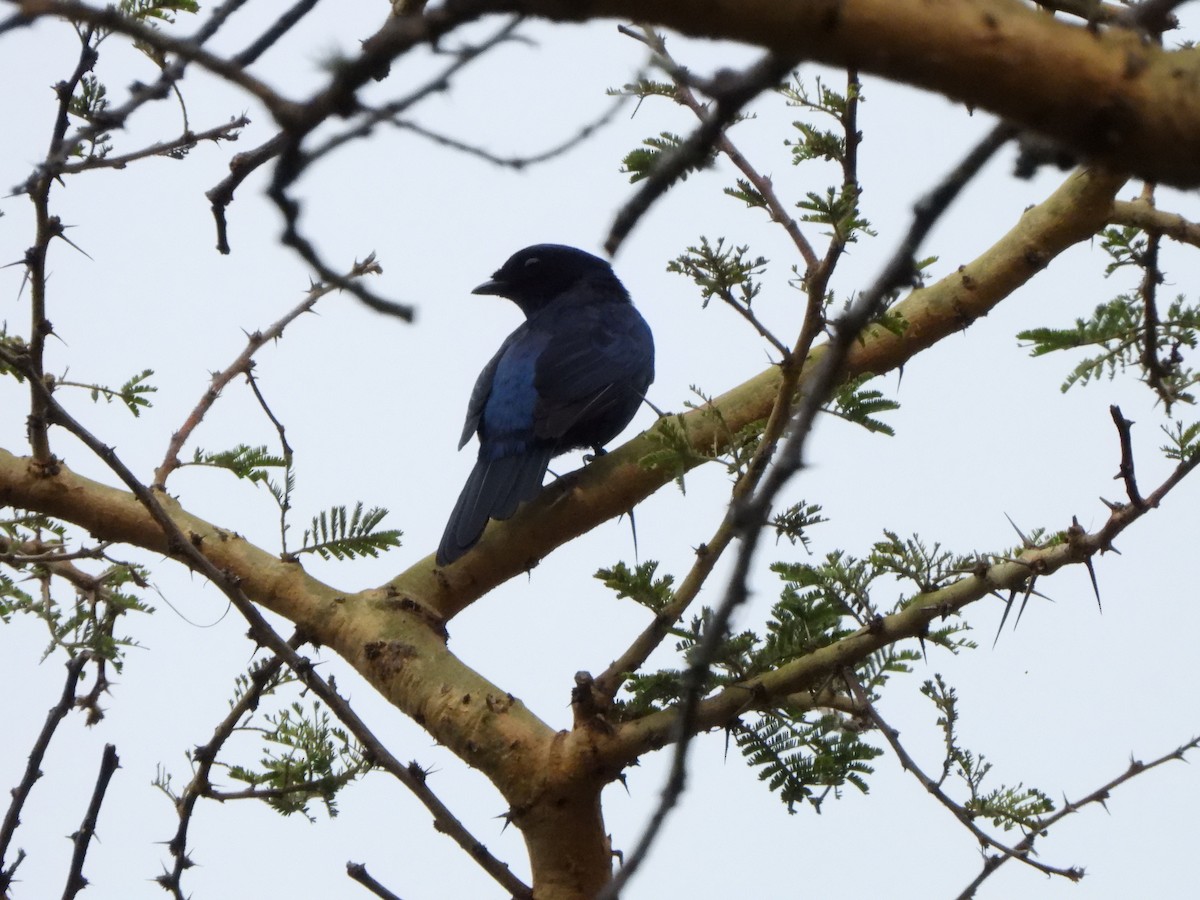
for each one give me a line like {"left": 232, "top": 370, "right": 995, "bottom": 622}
{"left": 436, "top": 244, "right": 655, "bottom": 565}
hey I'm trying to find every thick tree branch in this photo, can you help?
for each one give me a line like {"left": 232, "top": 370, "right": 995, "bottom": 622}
{"left": 507, "top": 0, "right": 1200, "bottom": 188}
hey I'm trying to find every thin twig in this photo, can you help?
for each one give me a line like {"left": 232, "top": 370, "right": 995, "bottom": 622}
{"left": 346, "top": 862, "right": 405, "bottom": 900}
{"left": 604, "top": 49, "right": 799, "bottom": 255}
{"left": 231, "top": 0, "right": 321, "bottom": 66}
{"left": 0, "top": 656, "right": 89, "bottom": 893}
{"left": 61, "top": 743, "right": 120, "bottom": 900}
{"left": 1109, "top": 405, "right": 1145, "bottom": 507}
{"left": 621, "top": 26, "right": 819, "bottom": 273}
{"left": 53, "top": 115, "right": 249, "bottom": 177}
{"left": 955, "top": 734, "right": 1200, "bottom": 898}
{"left": 152, "top": 254, "right": 381, "bottom": 488}
{"left": 848, "top": 673, "right": 1083, "bottom": 881}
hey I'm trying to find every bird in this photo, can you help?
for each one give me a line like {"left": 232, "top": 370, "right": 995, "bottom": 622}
{"left": 436, "top": 244, "right": 655, "bottom": 566}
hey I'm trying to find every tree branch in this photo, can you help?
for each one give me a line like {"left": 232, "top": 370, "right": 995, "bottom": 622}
{"left": 62, "top": 743, "right": 120, "bottom": 900}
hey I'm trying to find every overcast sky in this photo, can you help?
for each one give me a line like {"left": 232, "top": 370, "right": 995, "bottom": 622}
{"left": 2, "top": 5, "right": 1199, "bottom": 899}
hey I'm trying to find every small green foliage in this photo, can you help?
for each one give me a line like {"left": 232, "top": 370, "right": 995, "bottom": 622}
{"left": 224, "top": 700, "right": 372, "bottom": 821}
{"left": 619, "top": 669, "right": 689, "bottom": 718}
{"left": 595, "top": 560, "right": 675, "bottom": 613}
{"left": 667, "top": 237, "right": 768, "bottom": 310}
{"left": 608, "top": 79, "right": 677, "bottom": 102}
{"left": 770, "top": 500, "right": 826, "bottom": 550}
{"left": 0, "top": 570, "right": 34, "bottom": 623}
{"left": 734, "top": 711, "right": 881, "bottom": 813}
{"left": 189, "top": 444, "right": 286, "bottom": 485}
{"left": 779, "top": 73, "right": 861, "bottom": 169}
{"left": 640, "top": 414, "right": 711, "bottom": 492}
{"left": 68, "top": 74, "right": 108, "bottom": 122}
{"left": 724, "top": 178, "right": 767, "bottom": 210}
{"left": 0, "top": 329, "right": 30, "bottom": 381}
{"left": 677, "top": 386, "right": 764, "bottom": 480}
{"left": 0, "top": 513, "right": 151, "bottom": 668}
{"left": 1021, "top": 225, "right": 1200, "bottom": 408}
{"left": 871, "top": 531, "right": 971, "bottom": 594}
{"left": 1161, "top": 420, "right": 1200, "bottom": 462}
{"left": 1020, "top": 291, "right": 1200, "bottom": 405}
{"left": 922, "top": 676, "right": 1054, "bottom": 830}
{"left": 1018, "top": 296, "right": 1142, "bottom": 385}
{"left": 826, "top": 374, "right": 899, "bottom": 436}
{"left": 118, "top": 0, "right": 200, "bottom": 24}
{"left": 763, "top": 555, "right": 869, "bottom": 664}
{"left": 619, "top": 132, "right": 716, "bottom": 184}
{"left": 300, "top": 502, "right": 402, "bottom": 561}
{"left": 1099, "top": 225, "right": 1147, "bottom": 276}
{"left": 74, "top": 369, "right": 157, "bottom": 416}
{"left": 797, "top": 186, "right": 874, "bottom": 244}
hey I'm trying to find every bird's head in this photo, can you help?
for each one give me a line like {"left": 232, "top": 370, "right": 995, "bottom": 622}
{"left": 472, "top": 244, "right": 625, "bottom": 314}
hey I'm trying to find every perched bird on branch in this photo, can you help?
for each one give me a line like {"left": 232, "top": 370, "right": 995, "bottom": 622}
{"left": 436, "top": 244, "right": 655, "bottom": 566}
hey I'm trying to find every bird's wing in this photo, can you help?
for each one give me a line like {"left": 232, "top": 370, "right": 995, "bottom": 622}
{"left": 458, "top": 326, "right": 530, "bottom": 449}
{"left": 532, "top": 303, "right": 654, "bottom": 442}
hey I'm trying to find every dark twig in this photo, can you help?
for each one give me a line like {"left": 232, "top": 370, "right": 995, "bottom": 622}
{"left": 956, "top": 735, "right": 1200, "bottom": 899}
{"left": 61, "top": 743, "right": 120, "bottom": 900}
{"left": 157, "top": 640, "right": 299, "bottom": 899}
{"left": 54, "top": 115, "right": 249, "bottom": 177}
{"left": 604, "top": 49, "right": 799, "bottom": 255}
{"left": 389, "top": 94, "right": 628, "bottom": 170}
{"left": 231, "top": 0, "right": 322, "bottom": 66}
{"left": 0, "top": 656, "right": 89, "bottom": 894}
{"left": 598, "top": 120, "right": 1016, "bottom": 900}
{"left": 207, "top": 132, "right": 288, "bottom": 254}
{"left": 1134, "top": 202, "right": 1174, "bottom": 407}
{"left": 1109, "top": 405, "right": 1145, "bottom": 507}
{"left": 347, "top": 862, "right": 405, "bottom": 900}
{"left": 244, "top": 368, "right": 296, "bottom": 554}
{"left": 849, "top": 673, "right": 1083, "bottom": 882}
{"left": 621, "top": 26, "right": 820, "bottom": 273}
{"left": 303, "top": 16, "right": 524, "bottom": 168}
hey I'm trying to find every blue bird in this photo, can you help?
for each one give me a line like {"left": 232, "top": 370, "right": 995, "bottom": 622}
{"left": 436, "top": 245, "right": 655, "bottom": 566}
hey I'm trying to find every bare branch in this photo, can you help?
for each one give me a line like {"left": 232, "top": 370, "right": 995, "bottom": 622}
{"left": 347, "top": 862, "right": 405, "bottom": 900}
{"left": 604, "top": 49, "right": 798, "bottom": 255}
{"left": 956, "top": 734, "right": 1200, "bottom": 898}
{"left": 62, "top": 743, "right": 120, "bottom": 900}
{"left": 0, "top": 656, "right": 89, "bottom": 893}
{"left": 152, "top": 255, "right": 382, "bottom": 489}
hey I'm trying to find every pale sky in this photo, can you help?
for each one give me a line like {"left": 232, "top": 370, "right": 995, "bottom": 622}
{"left": 2, "top": 5, "right": 1199, "bottom": 899}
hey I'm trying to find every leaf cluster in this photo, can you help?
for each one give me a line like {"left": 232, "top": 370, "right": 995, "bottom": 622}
{"left": 223, "top": 700, "right": 373, "bottom": 821}
{"left": 0, "top": 513, "right": 151, "bottom": 668}
{"left": 1019, "top": 225, "right": 1200, "bottom": 409}
{"left": 734, "top": 710, "right": 881, "bottom": 813}
{"left": 300, "top": 502, "right": 402, "bottom": 561}
{"left": 922, "top": 676, "right": 1054, "bottom": 831}
{"left": 667, "top": 237, "right": 768, "bottom": 311}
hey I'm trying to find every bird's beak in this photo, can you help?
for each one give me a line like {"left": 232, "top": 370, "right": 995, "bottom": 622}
{"left": 472, "top": 278, "right": 506, "bottom": 296}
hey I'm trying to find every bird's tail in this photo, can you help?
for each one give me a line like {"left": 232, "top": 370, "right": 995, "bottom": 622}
{"left": 436, "top": 446, "right": 554, "bottom": 565}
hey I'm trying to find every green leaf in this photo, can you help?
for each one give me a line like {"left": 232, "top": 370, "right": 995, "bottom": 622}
{"left": 596, "top": 560, "right": 676, "bottom": 613}
{"left": 300, "top": 502, "right": 402, "bottom": 561}
{"left": 190, "top": 444, "right": 286, "bottom": 484}
{"left": 667, "top": 237, "right": 768, "bottom": 310}
{"left": 826, "top": 374, "right": 899, "bottom": 436}
{"left": 619, "top": 132, "right": 715, "bottom": 184}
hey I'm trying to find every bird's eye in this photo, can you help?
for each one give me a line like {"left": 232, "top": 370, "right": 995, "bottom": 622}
{"left": 523, "top": 257, "right": 541, "bottom": 268}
